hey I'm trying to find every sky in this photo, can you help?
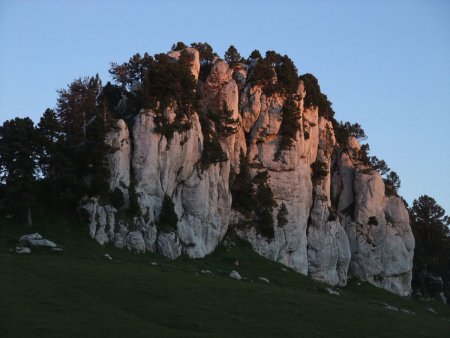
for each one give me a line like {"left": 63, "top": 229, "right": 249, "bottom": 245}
{"left": 1, "top": 0, "right": 449, "bottom": 212}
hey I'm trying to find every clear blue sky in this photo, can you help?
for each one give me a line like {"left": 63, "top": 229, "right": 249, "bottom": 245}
{"left": 1, "top": 0, "right": 449, "bottom": 212}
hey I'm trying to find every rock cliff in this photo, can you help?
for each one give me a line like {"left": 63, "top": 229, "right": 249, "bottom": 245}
{"left": 81, "top": 47, "right": 414, "bottom": 296}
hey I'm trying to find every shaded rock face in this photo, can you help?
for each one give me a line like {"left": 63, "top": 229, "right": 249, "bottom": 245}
{"left": 82, "top": 49, "right": 414, "bottom": 296}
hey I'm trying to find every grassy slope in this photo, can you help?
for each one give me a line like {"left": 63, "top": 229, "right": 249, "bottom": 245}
{"left": 1, "top": 216, "right": 449, "bottom": 338}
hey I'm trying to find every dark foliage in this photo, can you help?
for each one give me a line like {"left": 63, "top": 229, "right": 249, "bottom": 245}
{"left": 157, "top": 195, "right": 178, "bottom": 233}
{"left": 275, "top": 96, "right": 301, "bottom": 160}
{"left": 328, "top": 207, "right": 337, "bottom": 221}
{"left": 231, "top": 151, "right": 255, "bottom": 216}
{"left": 384, "top": 171, "right": 401, "bottom": 195}
{"left": 207, "top": 101, "right": 240, "bottom": 138}
{"left": 410, "top": 195, "right": 450, "bottom": 300}
{"left": 333, "top": 121, "right": 367, "bottom": 148}
{"left": 247, "top": 51, "right": 299, "bottom": 96}
{"left": 171, "top": 41, "right": 187, "bottom": 51}
{"left": 359, "top": 144, "right": 370, "bottom": 164}
{"left": 341, "top": 202, "right": 355, "bottom": 218}
{"left": 199, "top": 114, "right": 228, "bottom": 169}
{"left": 310, "top": 160, "right": 329, "bottom": 185}
{"left": 370, "top": 156, "right": 390, "bottom": 176}
{"left": 248, "top": 49, "right": 262, "bottom": 61}
{"left": 224, "top": 45, "right": 242, "bottom": 68}
{"left": 300, "top": 73, "right": 335, "bottom": 120}
{"left": 190, "top": 42, "right": 217, "bottom": 82}
{"left": 110, "top": 188, "right": 125, "bottom": 210}
{"left": 368, "top": 216, "right": 378, "bottom": 226}
{"left": 0, "top": 117, "right": 39, "bottom": 226}
{"left": 201, "top": 137, "right": 228, "bottom": 168}
{"left": 253, "top": 171, "right": 277, "bottom": 239}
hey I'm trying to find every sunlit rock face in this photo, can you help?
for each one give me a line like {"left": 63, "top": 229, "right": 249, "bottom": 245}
{"left": 81, "top": 48, "right": 414, "bottom": 296}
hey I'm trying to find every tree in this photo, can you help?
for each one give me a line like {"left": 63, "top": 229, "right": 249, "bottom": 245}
{"left": 384, "top": 171, "right": 401, "bottom": 193}
{"left": 231, "top": 151, "right": 255, "bottom": 216}
{"left": 57, "top": 75, "right": 102, "bottom": 148}
{"left": 83, "top": 113, "right": 110, "bottom": 196}
{"left": 248, "top": 49, "right": 262, "bottom": 61}
{"left": 37, "top": 108, "right": 62, "bottom": 178}
{"left": 310, "top": 160, "right": 329, "bottom": 185}
{"left": 275, "top": 96, "right": 301, "bottom": 160}
{"left": 109, "top": 53, "right": 153, "bottom": 90}
{"left": 300, "top": 73, "right": 335, "bottom": 120}
{"left": 190, "top": 42, "right": 217, "bottom": 82}
{"left": 97, "top": 82, "right": 122, "bottom": 120}
{"left": 370, "top": 156, "right": 390, "bottom": 176}
{"left": 171, "top": 41, "right": 187, "bottom": 51}
{"left": 410, "top": 195, "right": 450, "bottom": 299}
{"left": 36, "top": 108, "right": 77, "bottom": 209}
{"left": 359, "top": 144, "right": 370, "bottom": 164}
{"left": 333, "top": 121, "right": 367, "bottom": 147}
{"left": 253, "top": 171, "right": 277, "bottom": 239}
{"left": 0, "top": 117, "right": 39, "bottom": 226}
{"left": 224, "top": 45, "right": 241, "bottom": 68}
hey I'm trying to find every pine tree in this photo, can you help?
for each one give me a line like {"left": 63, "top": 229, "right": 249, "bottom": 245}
{"left": 224, "top": 45, "right": 241, "bottom": 68}
{"left": 0, "top": 117, "right": 39, "bottom": 226}
{"left": 171, "top": 41, "right": 187, "bottom": 51}
{"left": 231, "top": 151, "right": 255, "bottom": 216}
{"left": 410, "top": 195, "right": 450, "bottom": 298}
{"left": 275, "top": 96, "right": 301, "bottom": 160}
{"left": 384, "top": 171, "right": 401, "bottom": 192}
{"left": 253, "top": 171, "right": 277, "bottom": 239}
{"left": 57, "top": 75, "right": 102, "bottom": 148}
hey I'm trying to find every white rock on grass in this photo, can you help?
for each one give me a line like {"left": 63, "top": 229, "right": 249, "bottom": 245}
{"left": 427, "top": 307, "right": 437, "bottom": 314}
{"left": 258, "top": 277, "right": 270, "bottom": 283}
{"left": 325, "top": 288, "right": 340, "bottom": 296}
{"left": 51, "top": 247, "right": 63, "bottom": 252}
{"left": 16, "top": 247, "right": 31, "bottom": 254}
{"left": 229, "top": 270, "right": 242, "bottom": 280}
{"left": 19, "top": 233, "right": 57, "bottom": 248}
{"left": 383, "top": 304, "right": 399, "bottom": 312}
{"left": 104, "top": 254, "right": 112, "bottom": 260}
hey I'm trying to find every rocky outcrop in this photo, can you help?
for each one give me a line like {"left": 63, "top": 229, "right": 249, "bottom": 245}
{"left": 331, "top": 140, "right": 414, "bottom": 295}
{"left": 81, "top": 48, "right": 415, "bottom": 296}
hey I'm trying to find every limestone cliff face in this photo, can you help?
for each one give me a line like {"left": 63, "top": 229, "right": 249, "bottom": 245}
{"left": 81, "top": 47, "right": 414, "bottom": 296}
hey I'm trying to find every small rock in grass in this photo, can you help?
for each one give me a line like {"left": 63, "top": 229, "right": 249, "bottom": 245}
{"left": 281, "top": 268, "right": 288, "bottom": 272}
{"left": 384, "top": 304, "right": 399, "bottom": 312}
{"left": 400, "top": 308, "right": 415, "bottom": 315}
{"left": 16, "top": 247, "right": 31, "bottom": 254}
{"left": 258, "top": 277, "right": 270, "bottom": 283}
{"left": 201, "top": 270, "right": 212, "bottom": 274}
{"left": 229, "top": 270, "right": 242, "bottom": 280}
{"left": 427, "top": 307, "right": 437, "bottom": 314}
{"left": 51, "top": 247, "right": 63, "bottom": 252}
{"left": 326, "top": 288, "right": 340, "bottom": 296}
{"left": 104, "top": 253, "right": 112, "bottom": 260}
{"left": 150, "top": 262, "right": 157, "bottom": 266}
{"left": 19, "top": 233, "right": 57, "bottom": 248}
